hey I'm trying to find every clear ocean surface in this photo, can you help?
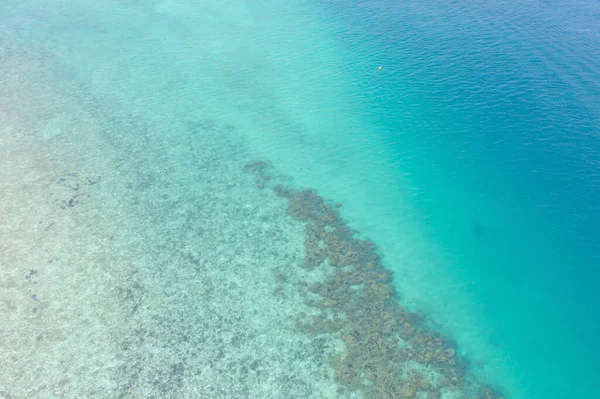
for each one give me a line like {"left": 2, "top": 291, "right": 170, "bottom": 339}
{"left": 1, "top": 0, "right": 599, "bottom": 398}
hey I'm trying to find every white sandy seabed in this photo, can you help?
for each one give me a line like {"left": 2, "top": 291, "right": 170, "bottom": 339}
{"left": 0, "top": 45, "right": 349, "bottom": 398}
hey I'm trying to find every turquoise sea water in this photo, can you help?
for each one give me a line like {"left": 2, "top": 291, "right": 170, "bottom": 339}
{"left": 321, "top": 0, "right": 600, "bottom": 397}
{"left": 1, "top": 0, "right": 599, "bottom": 398}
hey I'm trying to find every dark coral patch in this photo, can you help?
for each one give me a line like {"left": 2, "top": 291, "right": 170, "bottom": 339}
{"left": 246, "top": 161, "right": 506, "bottom": 399}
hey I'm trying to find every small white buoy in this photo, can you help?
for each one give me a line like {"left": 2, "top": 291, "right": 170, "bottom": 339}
{"left": 378, "top": 66, "right": 382, "bottom": 71}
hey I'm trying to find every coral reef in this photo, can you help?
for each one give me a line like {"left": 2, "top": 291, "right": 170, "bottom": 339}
{"left": 247, "top": 165, "right": 507, "bottom": 399}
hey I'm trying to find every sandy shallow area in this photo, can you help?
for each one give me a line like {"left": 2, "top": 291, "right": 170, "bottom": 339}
{"left": 0, "top": 46, "right": 346, "bottom": 398}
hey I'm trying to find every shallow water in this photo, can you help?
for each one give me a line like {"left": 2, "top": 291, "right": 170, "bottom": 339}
{"left": 1, "top": 0, "right": 599, "bottom": 398}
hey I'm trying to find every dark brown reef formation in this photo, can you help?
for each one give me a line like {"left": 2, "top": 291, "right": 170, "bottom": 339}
{"left": 245, "top": 161, "right": 506, "bottom": 399}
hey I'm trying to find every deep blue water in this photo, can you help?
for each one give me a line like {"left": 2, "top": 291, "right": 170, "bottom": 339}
{"left": 320, "top": 0, "right": 600, "bottom": 397}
